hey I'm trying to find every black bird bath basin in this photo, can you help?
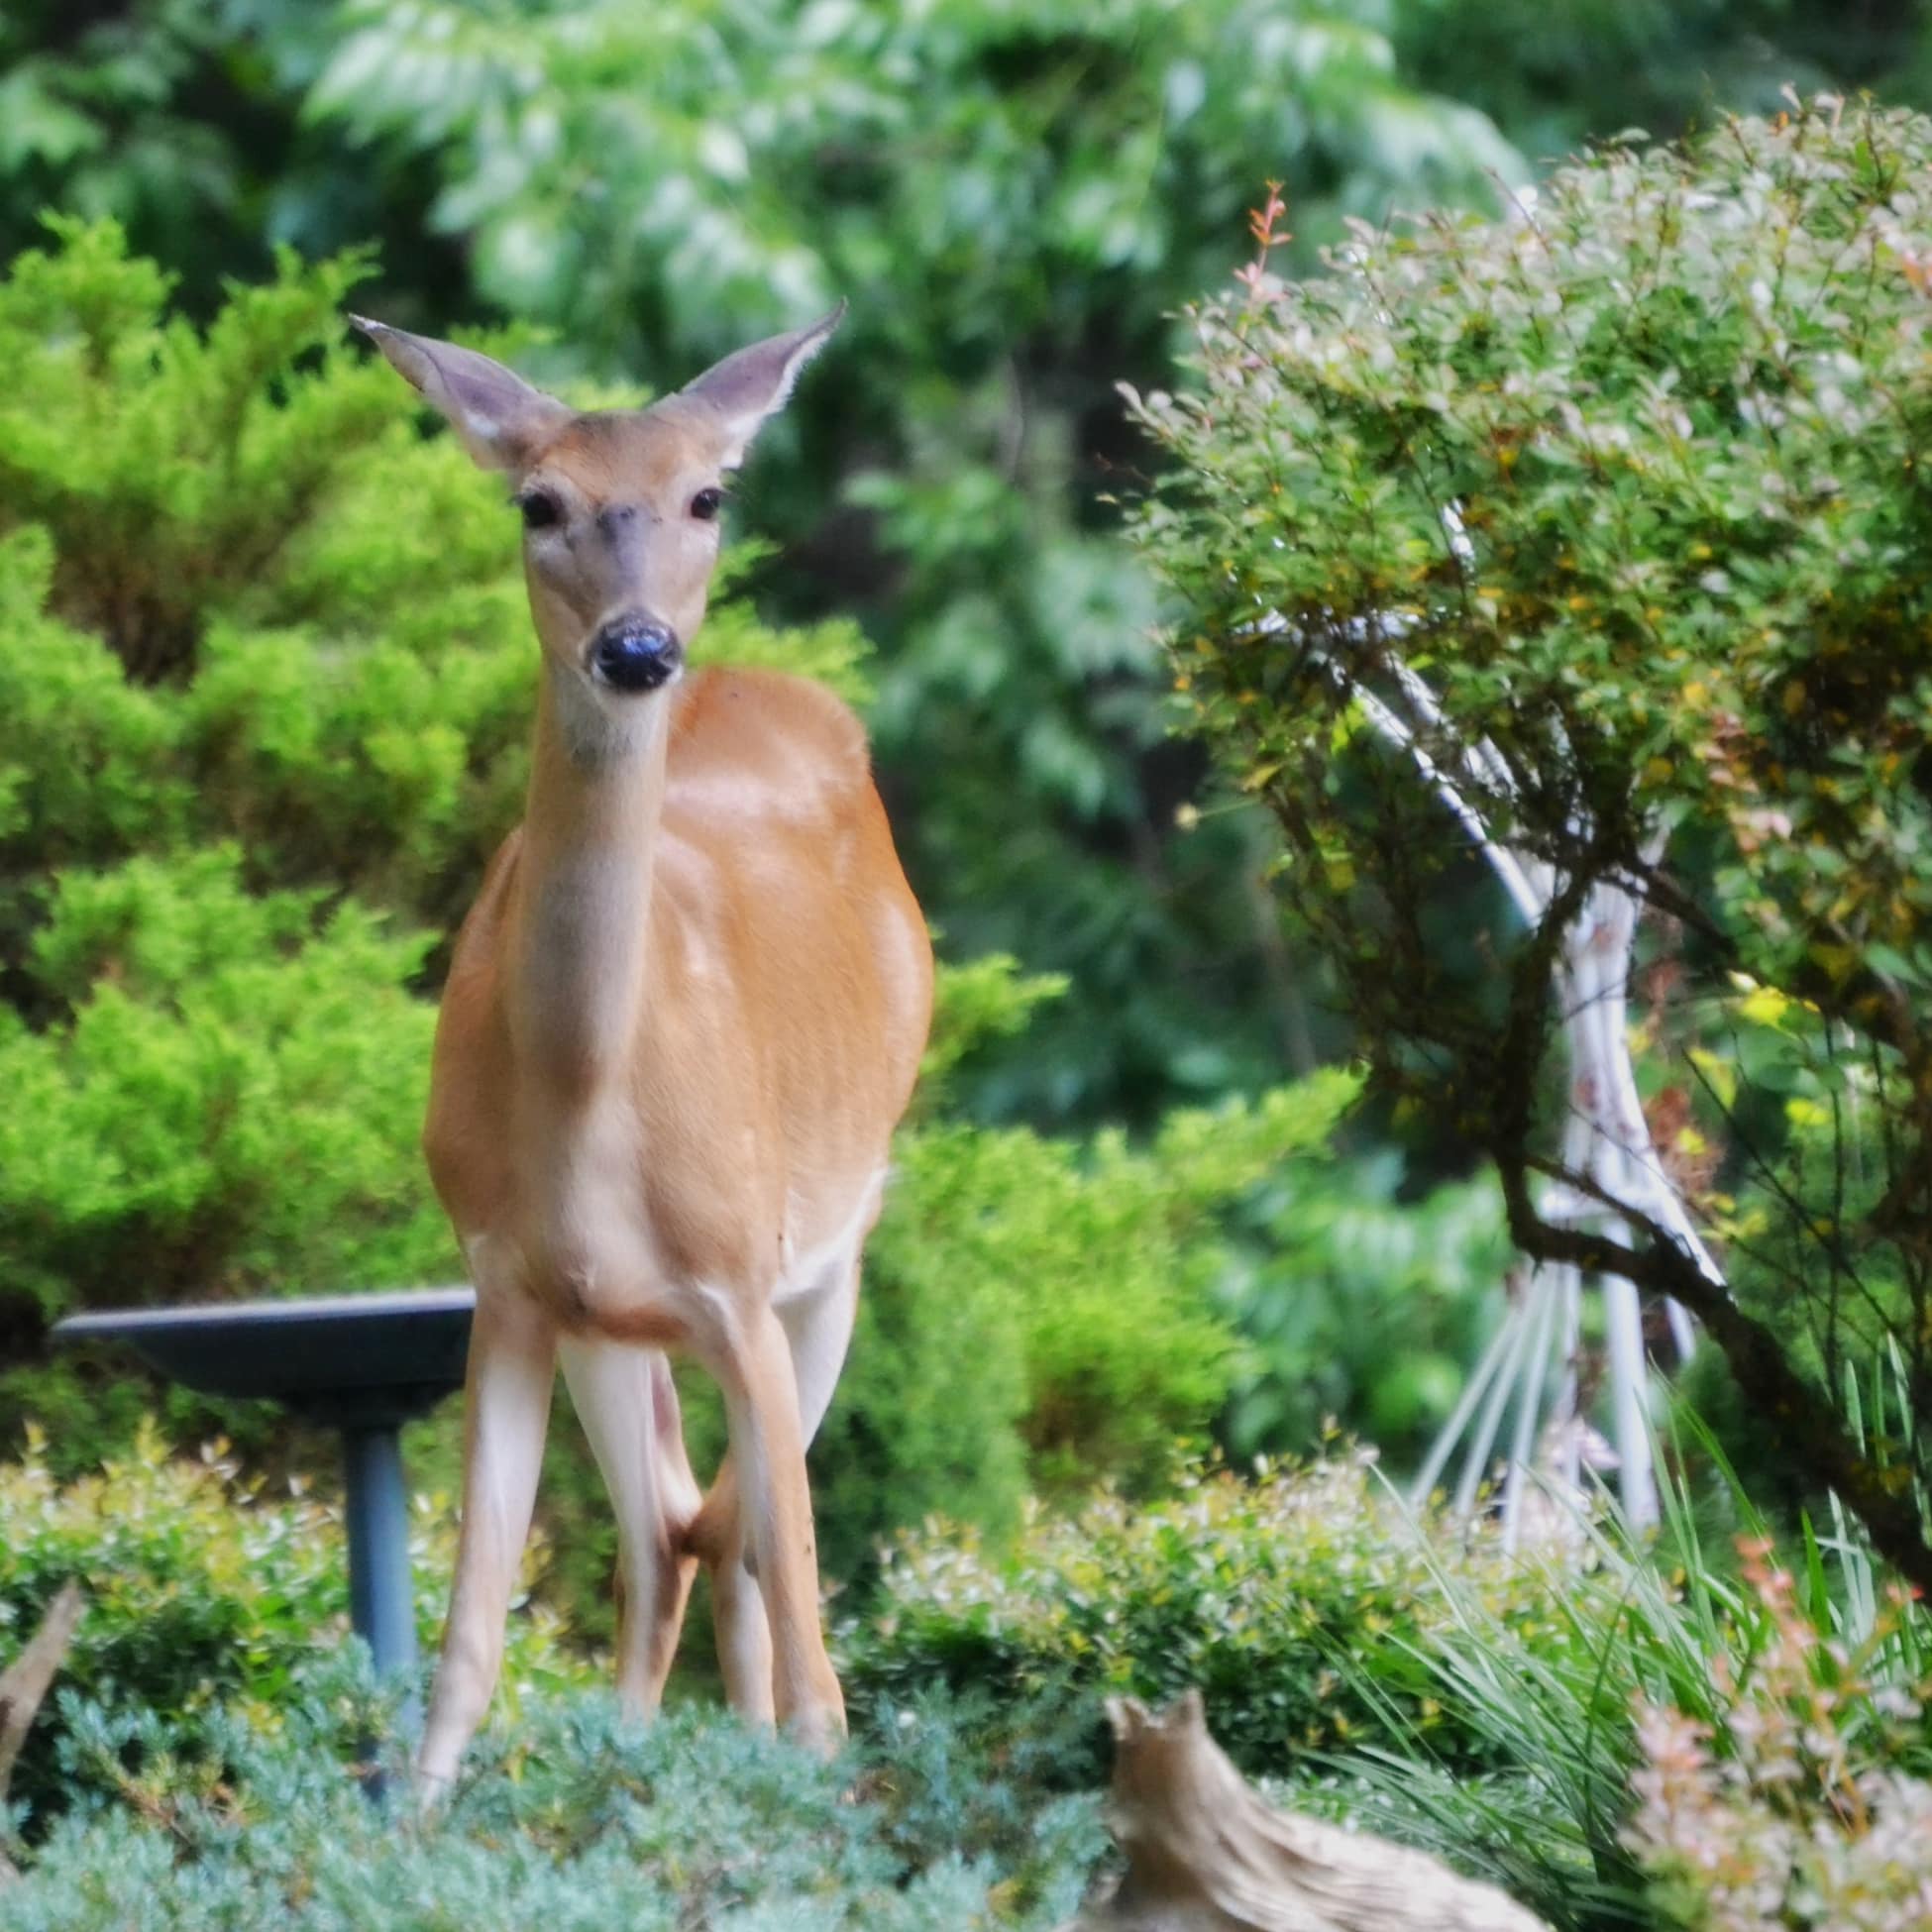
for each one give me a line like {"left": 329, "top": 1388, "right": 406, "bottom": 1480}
{"left": 53, "top": 1288, "right": 476, "bottom": 1689}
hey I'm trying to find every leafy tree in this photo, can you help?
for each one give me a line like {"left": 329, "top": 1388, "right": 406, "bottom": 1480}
{"left": 1391, "top": 0, "right": 1932, "bottom": 164}
{"left": 1129, "top": 98, "right": 1932, "bottom": 1589}
{"left": 0, "top": 0, "right": 466, "bottom": 322}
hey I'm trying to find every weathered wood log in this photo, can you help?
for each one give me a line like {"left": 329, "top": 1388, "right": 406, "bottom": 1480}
{"left": 1062, "top": 1691, "right": 1551, "bottom": 1932}
{"left": 0, "top": 1581, "right": 84, "bottom": 1881}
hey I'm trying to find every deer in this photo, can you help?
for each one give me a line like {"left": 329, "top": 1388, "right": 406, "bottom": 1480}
{"left": 351, "top": 306, "right": 933, "bottom": 1790}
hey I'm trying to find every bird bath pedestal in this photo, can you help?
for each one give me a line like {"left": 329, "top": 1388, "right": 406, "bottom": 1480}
{"left": 53, "top": 1288, "right": 476, "bottom": 1693}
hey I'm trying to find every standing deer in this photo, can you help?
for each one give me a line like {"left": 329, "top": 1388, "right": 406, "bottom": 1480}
{"left": 352, "top": 307, "right": 932, "bottom": 1787}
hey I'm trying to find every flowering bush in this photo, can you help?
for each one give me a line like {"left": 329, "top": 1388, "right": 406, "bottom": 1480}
{"left": 843, "top": 1450, "right": 1584, "bottom": 1781}
{"left": 1628, "top": 1543, "right": 1932, "bottom": 1931}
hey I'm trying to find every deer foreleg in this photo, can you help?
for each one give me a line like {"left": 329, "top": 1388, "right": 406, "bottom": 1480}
{"left": 418, "top": 1284, "right": 555, "bottom": 1794}
{"left": 711, "top": 1304, "right": 845, "bottom": 1752}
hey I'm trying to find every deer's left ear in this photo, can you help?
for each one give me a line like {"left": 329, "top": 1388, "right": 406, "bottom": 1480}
{"left": 679, "top": 302, "right": 845, "bottom": 470}
{"left": 350, "top": 316, "right": 573, "bottom": 473}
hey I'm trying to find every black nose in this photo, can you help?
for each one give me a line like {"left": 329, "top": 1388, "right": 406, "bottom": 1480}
{"left": 589, "top": 617, "right": 684, "bottom": 693}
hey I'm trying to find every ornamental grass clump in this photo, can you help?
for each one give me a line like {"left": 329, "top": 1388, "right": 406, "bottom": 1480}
{"left": 1128, "top": 95, "right": 1932, "bottom": 1589}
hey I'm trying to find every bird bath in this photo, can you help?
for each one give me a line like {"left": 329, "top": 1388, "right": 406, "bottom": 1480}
{"left": 53, "top": 1288, "right": 476, "bottom": 1689}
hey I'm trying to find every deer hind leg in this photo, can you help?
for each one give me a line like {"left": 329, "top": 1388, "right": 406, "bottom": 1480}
{"left": 704, "top": 1295, "right": 850, "bottom": 1752}
{"left": 419, "top": 1280, "right": 556, "bottom": 1794}
{"left": 696, "top": 1250, "right": 860, "bottom": 1730}
{"left": 559, "top": 1338, "right": 701, "bottom": 1716}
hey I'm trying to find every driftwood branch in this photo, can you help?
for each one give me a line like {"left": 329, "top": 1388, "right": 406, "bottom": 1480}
{"left": 1063, "top": 1692, "right": 1550, "bottom": 1932}
{"left": 0, "top": 1581, "right": 83, "bottom": 1881}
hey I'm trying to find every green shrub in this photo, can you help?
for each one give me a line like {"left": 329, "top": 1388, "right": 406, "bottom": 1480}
{"left": 1128, "top": 96, "right": 1932, "bottom": 1588}
{"left": 0, "top": 1421, "right": 590, "bottom": 1832}
{"left": 0, "top": 1679, "right": 1105, "bottom": 1929}
{"left": 18, "top": 1419, "right": 1923, "bottom": 1932}
{"left": 842, "top": 1449, "right": 1580, "bottom": 1785}
{"left": 865, "top": 1068, "right": 1363, "bottom": 1509}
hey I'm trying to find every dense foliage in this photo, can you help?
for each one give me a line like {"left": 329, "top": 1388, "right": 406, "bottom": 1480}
{"left": 8, "top": 5, "right": 1916, "bottom": 1127}
{"left": 0, "top": 1422, "right": 587, "bottom": 1830}
{"left": 0, "top": 218, "right": 853, "bottom": 1404}
{"left": 1, "top": 1683, "right": 1107, "bottom": 1930}
{"left": 844, "top": 1450, "right": 1571, "bottom": 1781}
{"left": 0, "top": 0, "right": 1542, "bottom": 1129}
{"left": 1130, "top": 98, "right": 1932, "bottom": 1586}
{"left": 7, "top": 1429, "right": 1928, "bottom": 1931}
{"left": 850, "top": 1440, "right": 1932, "bottom": 1930}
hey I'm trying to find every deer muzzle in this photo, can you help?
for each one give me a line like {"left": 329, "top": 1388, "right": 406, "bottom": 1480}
{"left": 589, "top": 616, "right": 684, "bottom": 694}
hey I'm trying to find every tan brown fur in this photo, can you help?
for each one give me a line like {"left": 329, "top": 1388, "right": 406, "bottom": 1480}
{"left": 425, "top": 665, "right": 929, "bottom": 1325}
{"left": 354, "top": 306, "right": 930, "bottom": 1786}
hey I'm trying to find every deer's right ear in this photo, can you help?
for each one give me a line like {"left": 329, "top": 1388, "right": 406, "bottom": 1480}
{"left": 350, "top": 317, "right": 572, "bottom": 473}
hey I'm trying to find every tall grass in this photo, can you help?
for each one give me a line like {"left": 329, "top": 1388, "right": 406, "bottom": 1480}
{"left": 1309, "top": 1397, "right": 1931, "bottom": 1931}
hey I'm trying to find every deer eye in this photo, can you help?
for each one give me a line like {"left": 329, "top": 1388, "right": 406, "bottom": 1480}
{"left": 517, "top": 489, "right": 562, "bottom": 531}
{"left": 689, "top": 487, "right": 723, "bottom": 521}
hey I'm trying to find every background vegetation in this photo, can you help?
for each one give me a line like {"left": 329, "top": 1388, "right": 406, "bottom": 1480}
{"left": 4, "top": 2, "right": 1932, "bottom": 1925}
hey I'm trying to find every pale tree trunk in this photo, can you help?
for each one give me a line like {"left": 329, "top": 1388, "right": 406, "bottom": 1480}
{"left": 1062, "top": 1692, "right": 1551, "bottom": 1932}
{"left": 1326, "top": 622, "right": 1713, "bottom": 1533}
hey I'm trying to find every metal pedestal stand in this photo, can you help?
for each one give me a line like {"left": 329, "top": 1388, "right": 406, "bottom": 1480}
{"left": 54, "top": 1288, "right": 476, "bottom": 1781}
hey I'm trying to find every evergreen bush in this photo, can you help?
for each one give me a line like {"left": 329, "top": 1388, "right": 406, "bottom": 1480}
{"left": 0, "top": 1421, "right": 589, "bottom": 1830}
{"left": 0, "top": 1678, "right": 1105, "bottom": 1929}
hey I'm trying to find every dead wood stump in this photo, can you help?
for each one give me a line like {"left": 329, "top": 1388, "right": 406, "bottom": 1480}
{"left": 1062, "top": 1691, "right": 1551, "bottom": 1932}
{"left": 0, "top": 1581, "right": 84, "bottom": 1882}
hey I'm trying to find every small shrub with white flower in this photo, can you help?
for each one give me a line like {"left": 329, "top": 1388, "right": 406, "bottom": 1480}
{"left": 1627, "top": 1541, "right": 1932, "bottom": 1931}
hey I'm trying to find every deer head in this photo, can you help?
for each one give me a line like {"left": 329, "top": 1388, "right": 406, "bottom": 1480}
{"left": 352, "top": 308, "right": 843, "bottom": 700}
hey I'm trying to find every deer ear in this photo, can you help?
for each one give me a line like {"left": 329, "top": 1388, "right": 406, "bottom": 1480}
{"left": 678, "top": 302, "right": 845, "bottom": 470}
{"left": 350, "top": 316, "right": 572, "bottom": 473}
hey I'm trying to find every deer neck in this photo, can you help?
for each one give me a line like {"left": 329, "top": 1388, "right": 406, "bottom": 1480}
{"left": 509, "top": 666, "right": 673, "bottom": 1096}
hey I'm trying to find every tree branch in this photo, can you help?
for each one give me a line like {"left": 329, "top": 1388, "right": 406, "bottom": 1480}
{"left": 1494, "top": 1160, "right": 1932, "bottom": 1598}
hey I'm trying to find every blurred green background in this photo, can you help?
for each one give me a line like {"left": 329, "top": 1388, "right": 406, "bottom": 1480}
{"left": 1, "top": 0, "right": 1927, "bottom": 1639}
